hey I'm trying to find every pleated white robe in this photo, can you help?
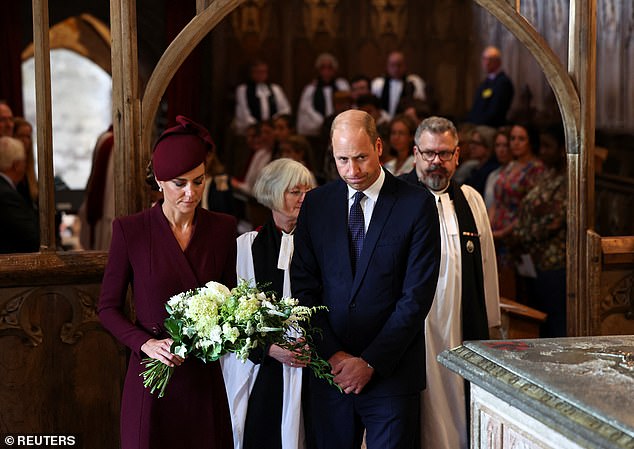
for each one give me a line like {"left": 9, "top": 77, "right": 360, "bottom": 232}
{"left": 421, "top": 185, "right": 500, "bottom": 449}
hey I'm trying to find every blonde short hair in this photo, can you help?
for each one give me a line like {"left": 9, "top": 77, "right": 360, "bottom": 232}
{"left": 253, "top": 158, "right": 317, "bottom": 211}
{"left": 0, "top": 136, "right": 25, "bottom": 171}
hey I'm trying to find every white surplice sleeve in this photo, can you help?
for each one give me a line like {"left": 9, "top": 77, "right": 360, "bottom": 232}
{"left": 296, "top": 83, "right": 323, "bottom": 136}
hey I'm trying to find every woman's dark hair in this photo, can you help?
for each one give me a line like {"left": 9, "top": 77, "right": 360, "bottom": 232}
{"left": 513, "top": 122, "right": 540, "bottom": 154}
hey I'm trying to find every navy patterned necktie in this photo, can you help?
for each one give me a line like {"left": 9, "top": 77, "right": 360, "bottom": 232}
{"left": 348, "top": 191, "right": 366, "bottom": 271}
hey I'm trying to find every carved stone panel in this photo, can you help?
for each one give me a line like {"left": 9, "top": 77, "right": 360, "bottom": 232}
{"left": 471, "top": 385, "right": 585, "bottom": 449}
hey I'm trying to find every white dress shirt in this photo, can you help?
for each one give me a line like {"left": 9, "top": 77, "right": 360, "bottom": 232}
{"left": 346, "top": 168, "right": 385, "bottom": 232}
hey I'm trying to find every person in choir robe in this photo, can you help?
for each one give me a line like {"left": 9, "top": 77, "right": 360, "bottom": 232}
{"left": 291, "top": 109, "right": 440, "bottom": 449}
{"left": 0, "top": 136, "right": 39, "bottom": 254}
{"left": 400, "top": 116, "right": 501, "bottom": 449}
{"left": 233, "top": 59, "right": 292, "bottom": 135}
{"left": 98, "top": 115, "right": 235, "bottom": 449}
{"left": 222, "top": 158, "right": 316, "bottom": 449}
{"left": 466, "top": 46, "right": 515, "bottom": 127}
{"left": 371, "top": 51, "right": 426, "bottom": 119}
{"left": 296, "top": 53, "right": 350, "bottom": 137}
{"left": 78, "top": 125, "right": 115, "bottom": 250}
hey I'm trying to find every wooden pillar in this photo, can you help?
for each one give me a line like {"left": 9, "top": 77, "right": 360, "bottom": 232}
{"left": 111, "top": 0, "right": 142, "bottom": 217}
{"left": 567, "top": 0, "right": 597, "bottom": 336}
{"left": 31, "top": 0, "right": 55, "bottom": 252}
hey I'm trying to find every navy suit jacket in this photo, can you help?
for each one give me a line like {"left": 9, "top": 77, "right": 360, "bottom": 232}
{"left": 0, "top": 176, "right": 39, "bottom": 254}
{"left": 291, "top": 170, "right": 440, "bottom": 397}
{"left": 467, "top": 71, "right": 514, "bottom": 127}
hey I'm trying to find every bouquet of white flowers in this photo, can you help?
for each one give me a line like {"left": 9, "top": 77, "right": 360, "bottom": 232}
{"left": 140, "top": 279, "right": 335, "bottom": 397}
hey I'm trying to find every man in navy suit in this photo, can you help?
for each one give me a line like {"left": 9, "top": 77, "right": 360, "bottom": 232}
{"left": 467, "top": 46, "right": 514, "bottom": 127}
{"left": 291, "top": 109, "right": 440, "bottom": 449}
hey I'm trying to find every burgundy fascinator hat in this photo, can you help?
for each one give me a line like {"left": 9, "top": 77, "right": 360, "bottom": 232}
{"left": 152, "top": 115, "right": 215, "bottom": 181}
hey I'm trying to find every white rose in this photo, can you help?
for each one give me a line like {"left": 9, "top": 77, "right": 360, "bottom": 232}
{"left": 204, "top": 281, "right": 231, "bottom": 299}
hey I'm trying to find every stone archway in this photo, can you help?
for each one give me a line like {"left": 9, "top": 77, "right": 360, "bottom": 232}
{"left": 22, "top": 14, "right": 112, "bottom": 75}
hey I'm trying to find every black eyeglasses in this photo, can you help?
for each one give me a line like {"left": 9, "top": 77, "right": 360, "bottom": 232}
{"left": 415, "top": 146, "right": 457, "bottom": 162}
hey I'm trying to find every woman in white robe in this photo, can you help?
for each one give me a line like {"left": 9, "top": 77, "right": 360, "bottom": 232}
{"left": 221, "top": 158, "right": 316, "bottom": 449}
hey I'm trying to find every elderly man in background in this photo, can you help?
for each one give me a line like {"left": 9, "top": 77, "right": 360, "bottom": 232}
{"left": 296, "top": 53, "right": 350, "bottom": 137}
{"left": 233, "top": 59, "right": 292, "bottom": 135}
{"left": 371, "top": 51, "right": 426, "bottom": 119}
{"left": 467, "top": 46, "right": 514, "bottom": 127}
{"left": 401, "top": 116, "right": 500, "bottom": 449}
{"left": 0, "top": 136, "right": 39, "bottom": 253}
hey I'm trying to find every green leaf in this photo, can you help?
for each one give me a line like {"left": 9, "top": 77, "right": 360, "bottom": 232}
{"left": 164, "top": 317, "right": 181, "bottom": 338}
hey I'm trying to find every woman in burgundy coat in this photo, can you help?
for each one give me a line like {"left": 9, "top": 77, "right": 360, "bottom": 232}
{"left": 98, "top": 116, "right": 235, "bottom": 449}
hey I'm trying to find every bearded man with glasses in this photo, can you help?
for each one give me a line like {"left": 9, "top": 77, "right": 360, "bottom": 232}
{"left": 400, "top": 116, "right": 501, "bottom": 449}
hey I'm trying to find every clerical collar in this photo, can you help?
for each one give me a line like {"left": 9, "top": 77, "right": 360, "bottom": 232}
{"left": 347, "top": 167, "right": 385, "bottom": 203}
{"left": 274, "top": 225, "right": 295, "bottom": 235}
{"left": 428, "top": 182, "right": 450, "bottom": 200}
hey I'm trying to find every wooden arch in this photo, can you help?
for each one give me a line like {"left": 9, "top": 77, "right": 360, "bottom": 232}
{"left": 21, "top": 14, "right": 112, "bottom": 75}
{"left": 111, "top": 0, "right": 596, "bottom": 336}
{"left": 471, "top": 0, "right": 596, "bottom": 336}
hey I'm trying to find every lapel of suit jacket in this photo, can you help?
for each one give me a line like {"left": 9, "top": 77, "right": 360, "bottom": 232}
{"left": 350, "top": 171, "right": 397, "bottom": 299}
{"left": 150, "top": 203, "right": 201, "bottom": 291}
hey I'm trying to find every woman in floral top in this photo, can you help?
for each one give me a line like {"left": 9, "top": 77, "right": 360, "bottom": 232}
{"left": 513, "top": 124, "right": 567, "bottom": 337}
{"left": 491, "top": 124, "right": 545, "bottom": 238}
{"left": 489, "top": 123, "right": 544, "bottom": 300}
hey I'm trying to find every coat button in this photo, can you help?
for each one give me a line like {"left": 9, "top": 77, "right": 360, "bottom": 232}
{"left": 350, "top": 302, "right": 356, "bottom": 309}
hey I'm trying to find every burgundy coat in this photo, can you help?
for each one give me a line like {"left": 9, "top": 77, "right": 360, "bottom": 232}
{"left": 98, "top": 203, "right": 236, "bottom": 449}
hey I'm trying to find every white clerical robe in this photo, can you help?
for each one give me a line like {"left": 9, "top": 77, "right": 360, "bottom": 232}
{"left": 421, "top": 184, "right": 500, "bottom": 449}
{"left": 221, "top": 231, "right": 305, "bottom": 449}
{"left": 233, "top": 83, "right": 291, "bottom": 135}
{"left": 296, "top": 78, "right": 350, "bottom": 136}
{"left": 370, "top": 74, "right": 426, "bottom": 118}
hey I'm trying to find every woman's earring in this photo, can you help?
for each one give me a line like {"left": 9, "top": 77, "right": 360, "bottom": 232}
{"left": 158, "top": 185, "right": 162, "bottom": 192}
